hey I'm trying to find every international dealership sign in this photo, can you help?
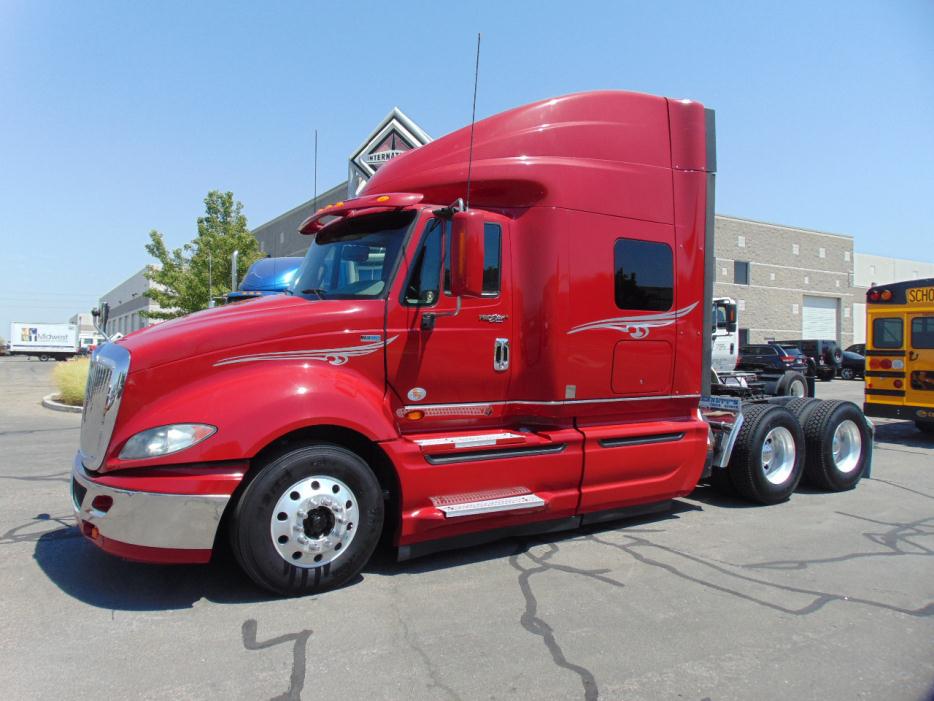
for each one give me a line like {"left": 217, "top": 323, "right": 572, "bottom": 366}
{"left": 348, "top": 108, "right": 432, "bottom": 196}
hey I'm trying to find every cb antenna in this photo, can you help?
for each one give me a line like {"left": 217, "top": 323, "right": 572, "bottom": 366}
{"left": 313, "top": 128, "right": 318, "bottom": 210}
{"left": 464, "top": 32, "right": 481, "bottom": 210}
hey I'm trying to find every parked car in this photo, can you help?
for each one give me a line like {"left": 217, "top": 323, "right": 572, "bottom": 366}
{"left": 737, "top": 344, "right": 809, "bottom": 374}
{"left": 839, "top": 350, "right": 865, "bottom": 380}
{"left": 775, "top": 339, "right": 842, "bottom": 381}
{"left": 845, "top": 343, "right": 865, "bottom": 355}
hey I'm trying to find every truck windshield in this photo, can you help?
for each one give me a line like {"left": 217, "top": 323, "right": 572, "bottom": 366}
{"left": 291, "top": 210, "right": 415, "bottom": 300}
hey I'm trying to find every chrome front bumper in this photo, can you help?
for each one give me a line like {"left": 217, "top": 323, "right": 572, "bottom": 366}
{"left": 71, "top": 456, "right": 231, "bottom": 554}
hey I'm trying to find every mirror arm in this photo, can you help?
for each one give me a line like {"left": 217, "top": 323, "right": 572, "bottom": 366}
{"left": 421, "top": 296, "right": 462, "bottom": 331}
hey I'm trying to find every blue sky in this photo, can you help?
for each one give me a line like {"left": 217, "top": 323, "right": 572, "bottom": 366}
{"left": 1, "top": 0, "right": 932, "bottom": 334}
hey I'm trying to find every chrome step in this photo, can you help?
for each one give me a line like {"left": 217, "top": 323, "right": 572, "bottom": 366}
{"left": 436, "top": 493, "right": 546, "bottom": 518}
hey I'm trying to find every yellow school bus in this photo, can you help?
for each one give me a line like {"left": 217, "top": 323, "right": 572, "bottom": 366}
{"left": 863, "top": 277, "right": 934, "bottom": 433}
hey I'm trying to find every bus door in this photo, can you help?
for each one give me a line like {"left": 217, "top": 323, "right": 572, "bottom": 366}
{"left": 906, "top": 311, "right": 934, "bottom": 409}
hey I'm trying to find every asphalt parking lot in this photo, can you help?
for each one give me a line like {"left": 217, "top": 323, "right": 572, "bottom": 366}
{"left": 1, "top": 355, "right": 932, "bottom": 700}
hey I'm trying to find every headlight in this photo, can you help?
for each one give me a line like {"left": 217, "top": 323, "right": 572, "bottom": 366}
{"left": 119, "top": 424, "right": 216, "bottom": 460}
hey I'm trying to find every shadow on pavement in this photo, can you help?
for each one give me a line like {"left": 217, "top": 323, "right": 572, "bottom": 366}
{"left": 365, "top": 498, "right": 700, "bottom": 577}
{"left": 873, "top": 420, "right": 934, "bottom": 450}
{"left": 34, "top": 525, "right": 275, "bottom": 611}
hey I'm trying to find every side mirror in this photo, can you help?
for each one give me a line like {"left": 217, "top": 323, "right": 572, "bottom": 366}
{"left": 92, "top": 303, "right": 110, "bottom": 331}
{"left": 714, "top": 302, "right": 737, "bottom": 333}
{"left": 449, "top": 210, "right": 486, "bottom": 298}
{"left": 725, "top": 304, "right": 737, "bottom": 333}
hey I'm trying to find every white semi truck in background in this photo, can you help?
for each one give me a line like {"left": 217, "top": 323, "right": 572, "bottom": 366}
{"left": 711, "top": 298, "right": 811, "bottom": 398}
{"left": 8, "top": 322, "right": 80, "bottom": 361}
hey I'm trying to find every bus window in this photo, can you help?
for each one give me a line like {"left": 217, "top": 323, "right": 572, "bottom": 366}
{"left": 873, "top": 317, "right": 903, "bottom": 349}
{"left": 911, "top": 316, "right": 934, "bottom": 349}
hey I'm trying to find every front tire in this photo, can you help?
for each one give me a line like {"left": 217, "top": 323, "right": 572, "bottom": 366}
{"left": 230, "top": 443, "right": 384, "bottom": 596}
{"left": 840, "top": 367, "right": 855, "bottom": 381}
{"left": 727, "top": 404, "right": 805, "bottom": 504}
{"left": 801, "top": 400, "right": 869, "bottom": 491}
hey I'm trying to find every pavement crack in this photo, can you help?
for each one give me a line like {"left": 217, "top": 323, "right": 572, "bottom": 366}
{"left": 587, "top": 530, "right": 934, "bottom": 618}
{"left": 241, "top": 619, "right": 312, "bottom": 701}
{"left": 0, "top": 472, "right": 70, "bottom": 483}
{"left": 392, "top": 590, "right": 461, "bottom": 701}
{"left": 510, "top": 540, "right": 610, "bottom": 701}
{"left": 866, "top": 477, "right": 934, "bottom": 500}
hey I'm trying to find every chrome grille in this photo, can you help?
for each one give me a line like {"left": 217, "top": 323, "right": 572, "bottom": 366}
{"left": 80, "top": 343, "right": 130, "bottom": 470}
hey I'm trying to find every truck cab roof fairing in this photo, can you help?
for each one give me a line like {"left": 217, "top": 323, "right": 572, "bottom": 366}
{"left": 362, "top": 91, "right": 708, "bottom": 224}
{"left": 299, "top": 192, "right": 424, "bottom": 235}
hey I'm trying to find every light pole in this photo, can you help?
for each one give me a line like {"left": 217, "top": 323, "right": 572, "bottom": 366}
{"left": 208, "top": 250, "right": 215, "bottom": 308}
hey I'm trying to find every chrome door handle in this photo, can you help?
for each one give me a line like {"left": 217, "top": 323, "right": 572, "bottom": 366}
{"left": 494, "top": 338, "right": 510, "bottom": 372}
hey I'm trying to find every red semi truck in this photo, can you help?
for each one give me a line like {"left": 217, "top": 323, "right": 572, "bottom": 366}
{"left": 72, "top": 91, "right": 873, "bottom": 595}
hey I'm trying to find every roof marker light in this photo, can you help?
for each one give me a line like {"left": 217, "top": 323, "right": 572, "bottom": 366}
{"left": 881, "top": 290, "right": 893, "bottom": 301}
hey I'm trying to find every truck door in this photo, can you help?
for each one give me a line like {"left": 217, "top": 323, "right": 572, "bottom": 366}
{"left": 385, "top": 214, "right": 513, "bottom": 416}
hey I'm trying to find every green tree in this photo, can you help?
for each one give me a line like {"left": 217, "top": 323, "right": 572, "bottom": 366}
{"left": 143, "top": 191, "right": 263, "bottom": 319}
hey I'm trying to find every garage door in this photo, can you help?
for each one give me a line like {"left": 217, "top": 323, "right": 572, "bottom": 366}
{"left": 802, "top": 295, "right": 838, "bottom": 339}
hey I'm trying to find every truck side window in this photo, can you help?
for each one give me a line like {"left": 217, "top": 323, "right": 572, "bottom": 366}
{"left": 442, "top": 221, "right": 501, "bottom": 296}
{"left": 873, "top": 317, "right": 903, "bottom": 348}
{"left": 403, "top": 220, "right": 442, "bottom": 306}
{"left": 482, "top": 223, "right": 502, "bottom": 295}
{"left": 613, "top": 238, "right": 673, "bottom": 311}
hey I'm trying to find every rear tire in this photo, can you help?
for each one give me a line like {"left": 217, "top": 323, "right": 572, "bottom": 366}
{"left": 801, "top": 400, "right": 869, "bottom": 491}
{"left": 727, "top": 404, "right": 805, "bottom": 504}
{"left": 230, "top": 443, "right": 384, "bottom": 596}
{"left": 776, "top": 371, "right": 808, "bottom": 397}
{"left": 839, "top": 367, "right": 855, "bottom": 381}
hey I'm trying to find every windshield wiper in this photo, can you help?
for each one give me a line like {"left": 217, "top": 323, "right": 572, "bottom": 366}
{"left": 301, "top": 288, "right": 327, "bottom": 299}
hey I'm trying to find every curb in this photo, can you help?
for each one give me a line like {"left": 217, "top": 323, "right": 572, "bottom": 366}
{"left": 42, "top": 393, "right": 83, "bottom": 414}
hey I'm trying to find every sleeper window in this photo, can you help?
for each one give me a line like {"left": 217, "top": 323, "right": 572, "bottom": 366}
{"left": 613, "top": 238, "right": 673, "bottom": 311}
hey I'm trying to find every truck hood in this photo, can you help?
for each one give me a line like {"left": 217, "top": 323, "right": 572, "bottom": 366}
{"left": 118, "top": 295, "right": 379, "bottom": 372}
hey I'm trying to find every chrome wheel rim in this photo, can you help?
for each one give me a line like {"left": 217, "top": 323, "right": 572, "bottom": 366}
{"left": 761, "top": 426, "right": 796, "bottom": 485}
{"left": 270, "top": 476, "right": 360, "bottom": 568}
{"left": 790, "top": 379, "right": 806, "bottom": 397}
{"left": 841, "top": 368, "right": 854, "bottom": 380}
{"left": 832, "top": 420, "right": 862, "bottom": 474}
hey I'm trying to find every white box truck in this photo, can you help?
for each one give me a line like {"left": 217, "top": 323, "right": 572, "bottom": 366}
{"left": 9, "top": 322, "right": 79, "bottom": 361}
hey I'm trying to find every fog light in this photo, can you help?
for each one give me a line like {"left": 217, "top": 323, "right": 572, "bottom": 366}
{"left": 91, "top": 495, "right": 113, "bottom": 513}
{"left": 405, "top": 410, "right": 424, "bottom": 421}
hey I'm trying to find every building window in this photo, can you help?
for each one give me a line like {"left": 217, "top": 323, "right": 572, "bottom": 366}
{"left": 835, "top": 279, "right": 840, "bottom": 288}
{"left": 738, "top": 328, "right": 749, "bottom": 345}
{"left": 769, "top": 272, "right": 775, "bottom": 281}
{"left": 804, "top": 275, "right": 810, "bottom": 285}
{"left": 737, "top": 235, "right": 746, "bottom": 248}
{"left": 844, "top": 307, "right": 850, "bottom": 318}
{"left": 613, "top": 238, "right": 673, "bottom": 311}
{"left": 844, "top": 251, "right": 851, "bottom": 262}
{"left": 734, "top": 261, "right": 750, "bottom": 285}
{"left": 737, "top": 299, "right": 746, "bottom": 311}
{"left": 721, "top": 267, "right": 727, "bottom": 276}
{"left": 792, "top": 303, "right": 799, "bottom": 315}
{"left": 872, "top": 317, "right": 903, "bottom": 349}
{"left": 792, "top": 243, "right": 800, "bottom": 255}
{"left": 819, "top": 247, "right": 826, "bottom": 258}
{"left": 279, "top": 232, "right": 285, "bottom": 244}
